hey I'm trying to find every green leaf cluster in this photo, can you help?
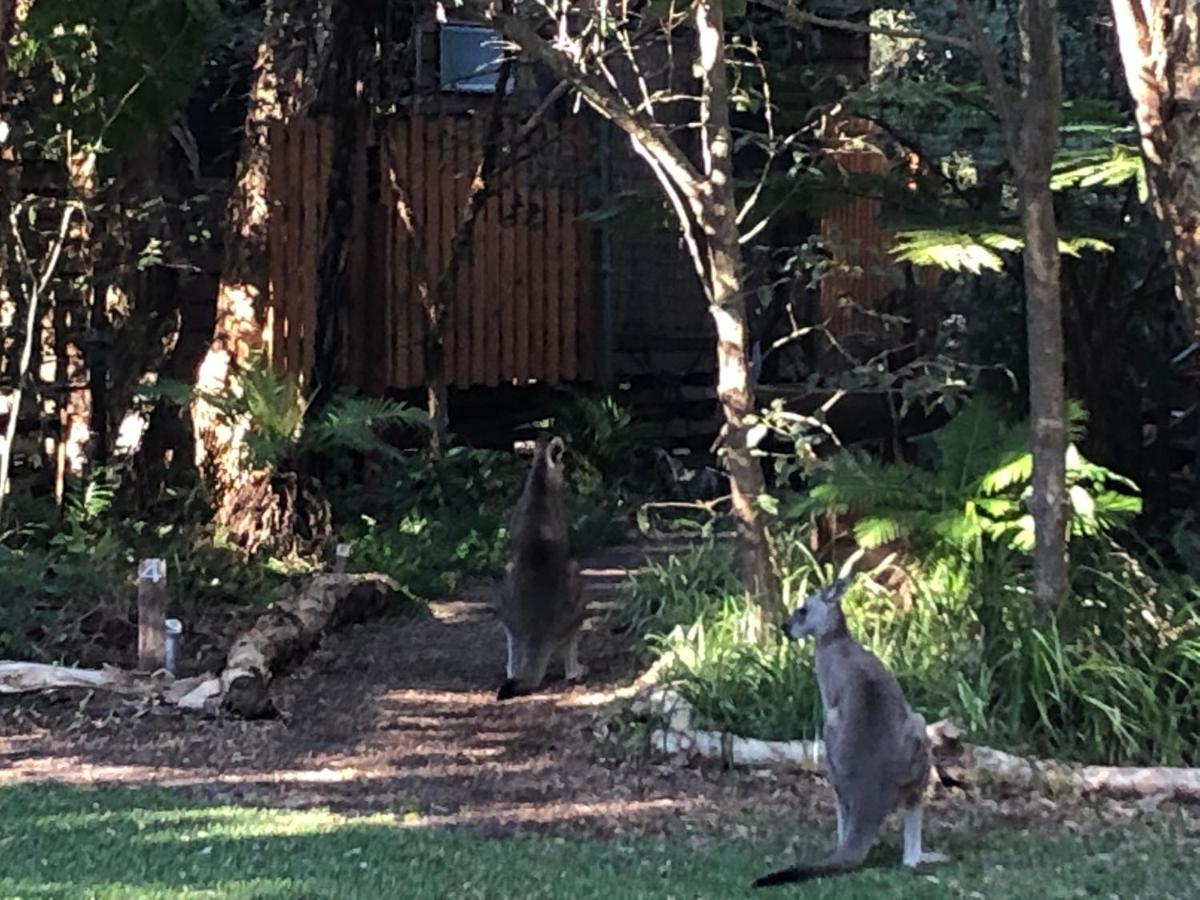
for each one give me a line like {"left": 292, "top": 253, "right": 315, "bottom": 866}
{"left": 788, "top": 396, "right": 1141, "bottom": 560}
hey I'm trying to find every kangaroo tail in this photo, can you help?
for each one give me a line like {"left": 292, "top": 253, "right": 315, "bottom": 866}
{"left": 752, "top": 858, "right": 860, "bottom": 888}
{"left": 752, "top": 823, "right": 878, "bottom": 888}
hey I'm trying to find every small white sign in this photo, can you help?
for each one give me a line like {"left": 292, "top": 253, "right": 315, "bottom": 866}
{"left": 139, "top": 559, "right": 166, "bottom": 583}
{"left": 336, "top": 543, "right": 352, "bottom": 558}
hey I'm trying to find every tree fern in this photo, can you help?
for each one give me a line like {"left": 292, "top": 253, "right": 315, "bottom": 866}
{"left": 792, "top": 397, "right": 1141, "bottom": 563}
{"left": 177, "top": 353, "right": 428, "bottom": 472}
{"left": 305, "top": 394, "right": 429, "bottom": 460}
{"left": 891, "top": 228, "right": 1114, "bottom": 273}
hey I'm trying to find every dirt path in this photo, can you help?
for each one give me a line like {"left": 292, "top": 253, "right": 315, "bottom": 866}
{"left": 0, "top": 543, "right": 832, "bottom": 837}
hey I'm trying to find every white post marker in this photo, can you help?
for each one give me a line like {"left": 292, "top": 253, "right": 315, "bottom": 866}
{"left": 334, "top": 542, "right": 352, "bottom": 574}
{"left": 163, "top": 618, "right": 184, "bottom": 677}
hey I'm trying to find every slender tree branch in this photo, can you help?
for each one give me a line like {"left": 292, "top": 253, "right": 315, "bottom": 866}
{"left": 955, "top": 0, "right": 1018, "bottom": 153}
{"left": 1, "top": 201, "right": 78, "bottom": 521}
{"left": 755, "top": 0, "right": 974, "bottom": 52}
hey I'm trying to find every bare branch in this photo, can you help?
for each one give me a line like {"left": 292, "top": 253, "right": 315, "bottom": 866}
{"left": 1, "top": 201, "right": 79, "bottom": 520}
{"left": 755, "top": 0, "right": 974, "bottom": 52}
{"left": 955, "top": 0, "right": 1018, "bottom": 151}
{"left": 461, "top": 2, "right": 706, "bottom": 209}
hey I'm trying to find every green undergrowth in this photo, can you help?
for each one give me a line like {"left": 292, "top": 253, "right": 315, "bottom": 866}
{"left": 0, "top": 783, "right": 1194, "bottom": 899}
{"left": 624, "top": 532, "right": 1200, "bottom": 767}
{"left": 0, "top": 476, "right": 296, "bottom": 662}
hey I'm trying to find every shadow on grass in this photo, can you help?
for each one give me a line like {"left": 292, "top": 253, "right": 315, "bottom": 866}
{"left": 1, "top": 783, "right": 1196, "bottom": 900}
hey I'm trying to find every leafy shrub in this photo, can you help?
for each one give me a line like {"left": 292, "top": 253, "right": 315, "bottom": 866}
{"left": 788, "top": 396, "right": 1141, "bottom": 564}
{"left": 0, "top": 463, "right": 300, "bottom": 662}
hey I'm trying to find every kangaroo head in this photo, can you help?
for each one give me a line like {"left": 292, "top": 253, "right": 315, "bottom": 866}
{"left": 782, "top": 577, "right": 851, "bottom": 640}
{"left": 534, "top": 436, "right": 567, "bottom": 489}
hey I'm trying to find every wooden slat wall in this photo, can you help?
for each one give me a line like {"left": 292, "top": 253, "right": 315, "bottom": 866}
{"left": 267, "top": 114, "right": 595, "bottom": 391}
{"left": 818, "top": 147, "right": 938, "bottom": 335}
{"left": 266, "top": 117, "right": 333, "bottom": 385}
{"left": 372, "top": 114, "right": 595, "bottom": 391}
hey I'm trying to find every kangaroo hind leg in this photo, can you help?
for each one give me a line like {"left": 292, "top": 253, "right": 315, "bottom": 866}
{"left": 901, "top": 802, "right": 950, "bottom": 870}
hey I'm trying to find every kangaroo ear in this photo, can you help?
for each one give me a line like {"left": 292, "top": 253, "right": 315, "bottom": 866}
{"left": 827, "top": 577, "right": 853, "bottom": 604}
{"left": 547, "top": 436, "right": 565, "bottom": 465}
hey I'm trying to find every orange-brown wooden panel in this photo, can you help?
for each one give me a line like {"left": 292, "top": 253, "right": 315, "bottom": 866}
{"left": 467, "top": 118, "right": 486, "bottom": 387}
{"left": 348, "top": 120, "right": 369, "bottom": 387}
{"left": 512, "top": 149, "right": 531, "bottom": 384}
{"left": 499, "top": 128, "right": 517, "bottom": 384}
{"left": 544, "top": 183, "right": 562, "bottom": 385}
{"left": 483, "top": 178, "right": 502, "bottom": 386}
{"left": 560, "top": 168, "right": 578, "bottom": 381}
{"left": 527, "top": 183, "right": 545, "bottom": 381}
{"left": 570, "top": 121, "right": 594, "bottom": 380}
{"left": 423, "top": 117, "right": 443, "bottom": 387}
{"left": 448, "top": 118, "right": 470, "bottom": 388}
{"left": 576, "top": 199, "right": 594, "bottom": 380}
{"left": 451, "top": 118, "right": 473, "bottom": 389}
{"left": 467, "top": 121, "right": 490, "bottom": 386}
{"left": 408, "top": 117, "right": 428, "bottom": 388}
{"left": 392, "top": 127, "right": 413, "bottom": 391}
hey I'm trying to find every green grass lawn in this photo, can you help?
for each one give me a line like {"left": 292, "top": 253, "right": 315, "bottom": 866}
{"left": 0, "top": 783, "right": 1195, "bottom": 899}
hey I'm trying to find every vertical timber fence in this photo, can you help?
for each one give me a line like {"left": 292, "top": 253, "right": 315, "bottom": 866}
{"left": 265, "top": 114, "right": 594, "bottom": 392}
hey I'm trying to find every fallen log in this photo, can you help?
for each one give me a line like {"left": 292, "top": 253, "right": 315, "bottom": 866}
{"left": 220, "top": 572, "right": 406, "bottom": 718}
{"left": 638, "top": 685, "right": 1200, "bottom": 804}
{"left": 0, "top": 662, "right": 157, "bottom": 695}
{"left": 0, "top": 661, "right": 218, "bottom": 708}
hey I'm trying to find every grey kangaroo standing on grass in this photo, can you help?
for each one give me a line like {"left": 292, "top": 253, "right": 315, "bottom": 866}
{"left": 753, "top": 577, "right": 946, "bottom": 888}
{"left": 496, "top": 436, "right": 588, "bottom": 700}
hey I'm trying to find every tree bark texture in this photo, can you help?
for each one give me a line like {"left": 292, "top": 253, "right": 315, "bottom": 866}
{"left": 221, "top": 573, "right": 406, "bottom": 717}
{"left": 195, "top": 0, "right": 328, "bottom": 474}
{"left": 1111, "top": 0, "right": 1200, "bottom": 336}
{"left": 1015, "top": 0, "right": 1068, "bottom": 609}
{"left": 695, "top": 0, "right": 781, "bottom": 619}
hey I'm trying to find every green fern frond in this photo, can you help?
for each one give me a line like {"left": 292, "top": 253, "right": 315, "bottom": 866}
{"left": 304, "top": 394, "right": 428, "bottom": 459}
{"left": 1051, "top": 144, "right": 1143, "bottom": 193}
{"left": 979, "top": 454, "right": 1033, "bottom": 495}
{"left": 853, "top": 515, "right": 910, "bottom": 549}
{"left": 891, "top": 228, "right": 1114, "bottom": 273}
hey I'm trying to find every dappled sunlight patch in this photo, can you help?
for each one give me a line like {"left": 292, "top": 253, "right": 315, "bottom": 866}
{"left": 407, "top": 797, "right": 688, "bottom": 830}
{"left": 135, "top": 808, "right": 395, "bottom": 843}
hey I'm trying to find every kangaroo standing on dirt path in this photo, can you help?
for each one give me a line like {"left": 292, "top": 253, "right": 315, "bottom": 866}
{"left": 753, "top": 577, "right": 946, "bottom": 888}
{"left": 496, "top": 436, "right": 587, "bottom": 700}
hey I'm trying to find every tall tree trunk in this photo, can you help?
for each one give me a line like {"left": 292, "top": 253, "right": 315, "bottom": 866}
{"left": 961, "top": 0, "right": 1067, "bottom": 608}
{"left": 1111, "top": 0, "right": 1200, "bottom": 335}
{"left": 1016, "top": 0, "right": 1067, "bottom": 609}
{"left": 696, "top": 0, "right": 780, "bottom": 620}
{"left": 196, "top": 0, "right": 324, "bottom": 475}
{"left": 313, "top": 0, "right": 369, "bottom": 396}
